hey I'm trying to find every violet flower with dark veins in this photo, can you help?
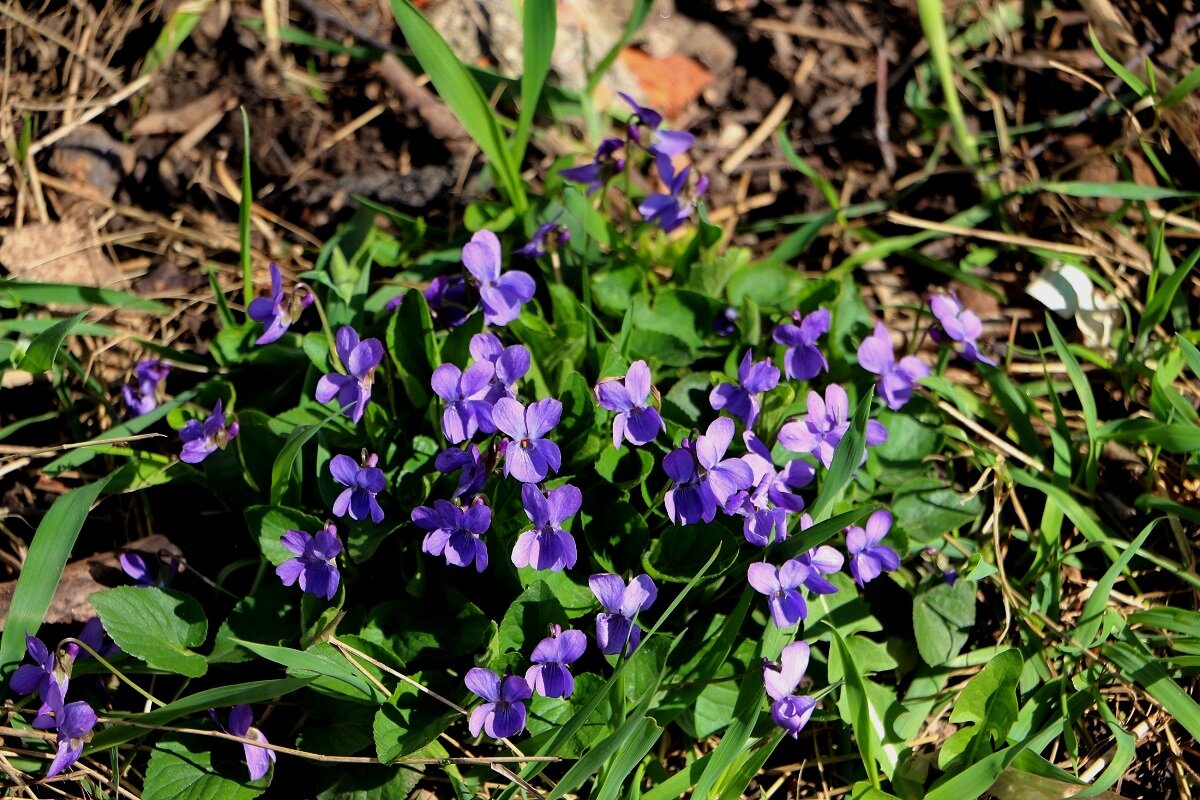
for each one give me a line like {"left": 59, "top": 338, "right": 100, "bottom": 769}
{"left": 247, "top": 263, "right": 312, "bottom": 345}
{"left": 526, "top": 624, "right": 587, "bottom": 699}
{"left": 469, "top": 333, "right": 531, "bottom": 403}
{"left": 179, "top": 400, "right": 239, "bottom": 464}
{"left": 595, "top": 360, "right": 665, "bottom": 448}
{"left": 493, "top": 397, "right": 562, "bottom": 484}
{"left": 560, "top": 138, "right": 625, "bottom": 194}
{"left": 590, "top": 573, "right": 657, "bottom": 657}
{"left": 463, "top": 230, "right": 536, "bottom": 327}
{"left": 10, "top": 634, "right": 65, "bottom": 701}
{"left": 435, "top": 444, "right": 487, "bottom": 498}
{"left": 773, "top": 309, "right": 830, "bottom": 381}
{"left": 847, "top": 510, "right": 900, "bottom": 586}
{"left": 330, "top": 453, "right": 385, "bottom": 524}
{"left": 276, "top": 523, "right": 342, "bottom": 600}
{"left": 763, "top": 642, "right": 816, "bottom": 739}
{"left": 316, "top": 326, "right": 383, "bottom": 424}
{"left": 466, "top": 668, "right": 531, "bottom": 739}
{"left": 857, "top": 321, "right": 929, "bottom": 410}
{"left": 748, "top": 559, "right": 810, "bottom": 628}
{"left": 663, "top": 443, "right": 716, "bottom": 526}
{"left": 512, "top": 483, "right": 580, "bottom": 572}
{"left": 431, "top": 361, "right": 496, "bottom": 444}
{"left": 412, "top": 498, "right": 491, "bottom": 572}
{"left": 42, "top": 687, "right": 97, "bottom": 778}
{"left": 929, "top": 292, "right": 996, "bottom": 365}
{"left": 777, "top": 384, "right": 888, "bottom": 469}
{"left": 709, "top": 350, "right": 781, "bottom": 428}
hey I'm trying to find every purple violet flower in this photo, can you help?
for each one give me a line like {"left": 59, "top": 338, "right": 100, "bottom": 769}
{"left": 493, "top": 397, "right": 563, "bottom": 484}
{"left": 40, "top": 684, "right": 97, "bottom": 779}
{"left": 662, "top": 444, "right": 715, "bottom": 526}
{"left": 714, "top": 307, "right": 739, "bottom": 337}
{"left": 748, "top": 560, "right": 810, "bottom": 628}
{"left": 431, "top": 361, "right": 496, "bottom": 443}
{"left": 463, "top": 230, "right": 536, "bottom": 327}
{"left": 639, "top": 153, "right": 705, "bottom": 233}
{"left": 663, "top": 419, "right": 755, "bottom": 526}
{"left": 695, "top": 417, "right": 755, "bottom": 506}
{"left": 847, "top": 510, "right": 901, "bottom": 586}
{"left": 857, "top": 322, "right": 930, "bottom": 411}
{"left": 330, "top": 453, "right": 386, "bottom": 524}
{"left": 121, "top": 359, "right": 170, "bottom": 416}
{"left": 421, "top": 275, "right": 478, "bottom": 328}
{"left": 11, "top": 635, "right": 66, "bottom": 701}
{"left": 763, "top": 642, "right": 816, "bottom": 739}
{"left": 560, "top": 138, "right": 625, "bottom": 194}
{"left": 619, "top": 92, "right": 695, "bottom": 157}
{"left": 709, "top": 350, "right": 781, "bottom": 428}
{"left": 589, "top": 573, "right": 657, "bottom": 657}
{"left": 466, "top": 669, "right": 532, "bottom": 739}
{"left": 595, "top": 360, "right": 665, "bottom": 448}
{"left": 247, "top": 263, "right": 312, "bottom": 345}
{"left": 512, "top": 483, "right": 581, "bottom": 572}
{"left": 179, "top": 400, "right": 239, "bottom": 464}
{"left": 60, "top": 617, "right": 120, "bottom": 667}
{"left": 412, "top": 498, "right": 491, "bottom": 572}
{"left": 773, "top": 309, "right": 831, "bottom": 381}
{"left": 794, "top": 525, "right": 844, "bottom": 595}
{"left": 213, "top": 705, "right": 275, "bottom": 781}
{"left": 777, "top": 384, "right": 888, "bottom": 469}
{"left": 470, "top": 333, "right": 531, "bottom": 403}
{"left": 315, "top": 326, "right": 383, "bottom": 423}
{"left": 119, "top": 551, "right": 179, "bottom": 589}
{"left": 929, "top": 293, "right": 995, "bottom": 365}
{"left": 526, "top": 624, "right": 587, "bottom": 699}
{"left": 435, "top": 444, "right": 488, "bottom": 498}
{"left": 727, "top": 434, "right": 811, "bottom": 547}
{"left": 276, "top": 523, "right": 342, "bottom": 600}
{"left": 517, "top": 219, "right": 570, "bottom": 259}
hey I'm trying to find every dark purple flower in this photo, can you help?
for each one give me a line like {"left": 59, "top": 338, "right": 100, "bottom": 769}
{"left": 179, "top": 400, "right": 239, "bottom": 464}
{"left": 619, "top": 93, "right": 695, "bottom": 157}
{"left": 118, "top": 551, "right": 179, "bottom": 589}
{"left": 315, "top": 326, "right": 383, "bottom": 423}
{"left": 595, "top": 360, "right": 665, "bottom": 448}
{"left": 748, "top": 560, "right": 809, "bottom": 628}
{"left": 431, "top": 361, "right": 496, "bottom": 443}
{"left": 121, "top": 359, "right": 170, "bottom": 416}
{"left": 763, "top": 642, "right": 816, "bottom": 739}
{"left": 930, "top": 293, "right": 995, "bottom": 365}
{"left": 466, "top": 668, "right": 532, "bottom": 738}
{"left": 11, "top": 635, "right": 65, "bottom": 701}
{"left": 773, "top": 309, "right": 830, "bottom": 381}
{"left": 709, "top": 350, "right": 781, "bottom": 428}
{"left": 470, "top": 333, "right": 531, "bottom": 403}
{"left": 517, "top": 219, "right": 570, "bottom": 259}
{"left": 777, "top": 384, "right": 888, "bottom": 469}
{"left": 493, "top": 397, "right": 562, "bottom": 484}
{"left": 727, "top": 436, "right": 809, "bottom": 547}
{"left": 62, "top": 617, "right": 119, "bottom": 665}
{"left": 330, "top": 453, "right": 385, "bottom": 524}
{"left": 663, "top": 445, "right": 715, "bottom": 526}
{"left": 276, "top": 523, "right": 342, "bottom": 600}
{"left": 714, "top": 307, "right": 738, "bottom": 337}
{"left": 639, "top": 153, "right": 704, "bottom": 233}
{"left": 857, "top": 322, "right": 930, "bottom": 411}
{"left": 220, "top": 705, "right": 275, "bottom": 781}
{"left": 513, "top": 484, "right": 580, "bottom": 572}
{"left": 847, "top": 510, "right": 900, "bottom": 586}
{"left": 423, "top": 275, "right": 478, "bottom": 328}
{"left": 40, "top": 684, "right": 97, "bottom": 779}
{"left": 247, "top": 263, "right": 312, "bottom": 345}
{"left": 526, "top": 624, "right": 587, "bottom": 698}
{"left": 463, "top": 231, "right": 536, "bottom": 327}
{"left": 412, "top": 498, "right": 491, "bottom": 572}
{"left": 589, "top": 573, "right": 657, "bottom": 657}
{"left": 944, "top": 568, "right": 959, "bottom": 586}
{"left": 560, "top": 138, "right": 625, "bottom": 194}
{"left": 435, "top": 444, "right": 488, "bottom": 498}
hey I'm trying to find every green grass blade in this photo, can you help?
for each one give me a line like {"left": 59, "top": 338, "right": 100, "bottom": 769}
{"left": 389, "top": 0, "right": 526, "bottom": 212}
{"left": 828, "top": 629, "right": 880, "bottom": 788}
{"left": 16, "top": 311, "right": 87, "bottom": 373}
{"left": 139, "top": 0, "right": 210, "bottom": 76}
{"left": 0, "top": 473, "right": 114, "bottom": 680}
{"left": 642, "top": 751, "right": 713, "bottom": 800}
{"left": 1073, "top": 520, "right": 1157, "bottom": 648}
{"left": 1140, "top": 246, "right": 1200, "bottom": 343}
{"left": 1160, "top": 64, "right": 1200, "bottom": 108}
{"left": 915, "top": 0, "right": 979, "bottom": 166}
{"left": 585, "top": 0, "right": 652, "bottom": 93}
{"left": 0, "top": 279, "right": 170, "bottom": 313}
{"left": 1034, "top": 181, "right": 1198, "bottom": 200}
{"left": 777, "top": 125, "right": 839, "bottom": 210}
{"left": 1044, "top": 316, "right": 1098, "bottom": 492}
{"left": 512, "top": 0, "right": 556, "bottom": 167}
{"left": 548, "top": 715, "right": 660, "bottom": 800}
{"left": 714, "top": 729, "right": 786, "bottom": 800}
{"left": 807, "top": 389, "right": 873, "bottom": 521}
{"left": 240, "top": 107, "right": 254, "bottom": 314}
{"left": 1103, "top": 630, "right": 1200, "bottom": 741}
{"left": 1087, "top": 26, "right": 1147, "bottom": 96}
{"left": 270, "top": 410, "right": 338, "bottom": 506}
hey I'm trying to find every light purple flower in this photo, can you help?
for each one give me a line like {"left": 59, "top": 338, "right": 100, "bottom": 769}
{"left": 639, "top": 153, "right": 705, "bottom": 233}
{"left": 930, "top": 293, "right": 995, "bottom": 365}
{"left": 590, "top": 573, "right": 657, "bottom": 657}
{"left": 435, "top": 444, "right": 487, "bottom": 498}
{"left": 763, "top": 641, "right": 816, "bottom": 739}
{"left": 595, "top": 360, "right": 665, "bottom": 448}
{"left": 431, "top": 361, "right": 496, "bottom": 443}
{"left": 466, "top": 669, "right": 532, "bottom": 738}
{"left": 517, "top": 219, "right": 570, "bottom": 259}
{"left": 247, "top": 263, "right": 312, "bottom": 345}
{"left": 794, "top": 529, "right": 844, "bottom": 595}
{"left": 470, "top": 333, "right": 531, "bottom": 403}
{"left": 619, "top": 93, "right": 695, "bottom": 157}
{"left": 560, "top": 138, "right": 624, "bottom": 194}
{"left": 709, "top": 350, "right": 781, "bottom": 428}
{"left": 526, "top": 625, "right": 587, "bottom": 698}
{"left": 330, "top": 453, "right": 386, "bottom": 524}
{"left": 214, "top": 705, "right": 275, "bottom": 781}
{"left": 493, "top": 397, "right": 562, "bottom": 484}
{"left": 121, "top": 359, "right": 170, "bottom": 416}
{"left": 11, "top": 634, "right": 65, "bottom": 701}
{"left": 694, "top": 417, "right": 755, "bottom": 506}
{"left": 747, "top": 561, "right": 810, "bottom": 628}
{"left": 857, "top": 322, "right": 930, "bottom": 411}
{"left": 179, "top": 400, "right": 239, "bottom": 464}
{"left": 773, "top": 309, "right": 830, "bottom": 381}
{"left": 412, "top": 498, "right": 491, "bottom": 572}
{"left": 847, "top": 510, "right": 900, "bottom": 586}
{"left": 463, "top": 230, "right": 536, "bottom": 327}
{"left": 276, "top": 523, "right": 342, "bottom": 600}
{"left": 664, "top": 419, "right": 755, "bottom": 526}
{"left": 315, "top": 326, "right": 383, "bottom": 423}
{"left": 512, "top": 483, "right": 580, "bottom": 572}
{"left": 40, "top": 684, "right": 97, "bottom": 779}
{"left": 777, "top": 384, "right": 888, "bottom": 469}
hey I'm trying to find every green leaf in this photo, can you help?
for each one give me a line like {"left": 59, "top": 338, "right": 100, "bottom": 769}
{"left": 373, "top": 686, "right": 456, "bottom": 763}
{"left": 498, "top": 581, "right": 567, "bottom": 656}
{"left": 389, "top": 0, "right": 526, "bottom": 211}
{"left": 0, "top": 279, "right": 170, "bottom": 313}
{"left": 1103, "top": 630, "right": 1200, "bottom": 741}
{"left": 143, "top": 734, "right": 267, "bottom": 800}
{"left": 808, "top": 390, "right": 873, "bottom": 521}
{"left": 92, "top": 587, "right": 209, "bottom": 677}
{"left": 946, "top": 648, "right": 1022, "bottom": 766}
{"left": 0, "top": 473, "right": 112, "bottom": 680}
{"left": 892, "top": 478, "right": 983, "bottom": 543}
{"left": 246, "top": 505, "right": 324, "bottom": 565}
{"left": 387, "top": 290, "right": 439, "bottom": 406}
{"left": 1074, "top": 520, "right": 1156, "bottom": 647}
{"left": 234, "top": 640, "right": 385, "bottom": 703}
{"left": 512, "top": 0, "right": 555, "bottom": 165}
{"left": 913, "top": 579, "right": 976, "bottom": 666}
{"left": 1045, "top": 315, "right": 1098, "bottom": 492}
{"left": 828, "top": 629, "right": 902, "bottom": 784}
{"left": 15, "top": 311, "right": 86, "bottom": 372}
{"left": 270, "top": 412, "right": 336, "bottom": 506}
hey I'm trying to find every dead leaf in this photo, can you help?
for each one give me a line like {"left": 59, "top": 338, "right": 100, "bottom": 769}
{"left": 0, "top": 220, "right": 124, "bottom": 289}
{"left": 618, "top": 48, "right": 713, "bottom": 118}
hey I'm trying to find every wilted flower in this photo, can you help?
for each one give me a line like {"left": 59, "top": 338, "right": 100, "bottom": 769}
{"left": 512, "top": 483, "right": 580, "bottom": 572}
{"left": 463, "top": 230, "right": 536, "bottom": 327}
{"left": 412, "top": 498, "right": 491, "bottom": 572}
{"left": 590, "top": 573, "right": 657, "bottom": 657}
{"left": 121, "top": 359, "right": 170, "bottom": 416}
{"left": 431, "top": 361, "right": 496, "bottom": 444}
{"left": 778, "top": 384, "right": 888, "bottom": 469}
{"left": 465, "top": 668, "right": 532, "bottom": 739}
{"left": 315, "top": 326, "right": 383, "bottom": 423}
{"left": 929, "top": 293, "right": 995, "bottom": 365}
{"left": 212, "top": 705, "right": 275, "bottom": 781}
{"left": 179, "top": 400, "right": 240, "bottom": 464}
{"left": 747, "top": 560, "right": 809, "bottom": 628}
{"left": 639, "top": 153, "right": 706, "bottom": 233}
{"left": 560, "top": 138, "right": 625, "bottom": 194}
{"left": 469, "top": 333, "right": 531, "bottom": 403}
{"left": 763, "top": 642, "right": 816, "bottom": 738}
{"left": 857, "top": 322, "right": 930, "bottom": 410}
{"left": 847, "top": 510, "right": 900, "bottom": 586}
{"left": 493, "top": 397, "right": 562, "bottom": 484}
{"left": 526, "top": 625, "right": 587, "bottom": 699}
{"left": 248, "top": 263, "right": 312, "bottom": 345}
{"left": 709, "top": 350, "right": 781, "bottom": 428}
{"left": 595, "top": 360, "right": 665, "bottom": 448}
{"left": 773, "top": 309, "right": 830, "bottom": 381}
{"left": 276, "top": 523, "right": 342, "bottom": 600}
{"left": 714, "top": 307, "right": 739, "bottom": 337}
{"left": 330, "top": 453, "right": 385, "bottom": 524}
{"left": 435, "top": 444, "right": 488, "bottom": 498}
{"left": 517, "top": 219, "right": 570, "bottom": 259}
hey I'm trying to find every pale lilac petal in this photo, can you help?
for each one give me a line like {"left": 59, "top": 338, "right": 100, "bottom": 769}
{"left": 243, "top": 728, "right": 275, "bottom": 781}
{"left": 491, "top": 397, "right": 527, "bottom": 439}
{"left": 469, "top": 704, "right": 492, "bottom": 737}
{"left": 778, "top": 559, "right": 810, "bottom": 589}
{"left": 857, "top": 324, "right": 894, "bottom": 375}
{"left": 315, "top": 373, "right": 351, "bottom": 404}
{"left": 589, "top": 573, "right": 626, "bottom": 613}
{"left": 525, "top": 398, "right": 562, "bottom": 439}
{"left": 624, "top": 360, "right": 652, "bottom": 404}
{"left": 596, "top": 380, "right": 633, "bottom": 413}
{"left": 431, "top": 364, "right": 463, "bottom": 402}
{"left": 463, "top": 231, "right": 502, "bottom": 282}
{"left": 275, "top": 559, "right": 304, "bottom": 586}
{"left": 779, "top": 641, "right": 810, "bottom": 690}
{"left": 465, "top": 667, "right": 501, "bottom": 702}
{"left": 747, "top": 563, "right": 780, "bottom": 595}
{"left": 865, "top": 420, "right": 889, "bottom": 446}
{"left": 546, "top": 484, "right": 582, "bottom": 523}
{"left": 334, "top": 326, "right": 359, "bottom": 366}
{"left": 329, "top": 455, "right": 359, "bottom": 486}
